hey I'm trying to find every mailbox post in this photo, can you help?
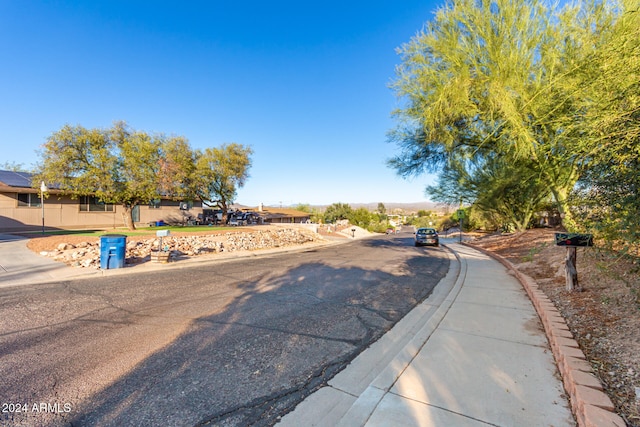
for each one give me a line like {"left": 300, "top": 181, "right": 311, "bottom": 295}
{"left": 555, "top": 233, "right": 593, "bottom": 291}
{"left": 151, "top": 229, "right": 171, "bottom": 263}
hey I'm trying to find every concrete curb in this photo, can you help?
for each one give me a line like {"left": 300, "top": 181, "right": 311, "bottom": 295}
{"left": 335, "top": 246, "right": 465, "bottom": 426}
{"left": 278, "top": 246, "right": 464, "bottom": 427}
{"left": 463, "top": 242, "right": 626, "bottom": 427}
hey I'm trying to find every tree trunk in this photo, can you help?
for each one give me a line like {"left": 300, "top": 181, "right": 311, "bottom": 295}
{"left": 565, "top": 247, "right": 580, "bottom": 291}
{"left": 219, "top": 200, "right": 229, "bottom": 223}
{"left": 551, "top": 187, "right": 577, "bottom": 231}
{"left": 121, "top": 205, "right": 137, "bottom": 230}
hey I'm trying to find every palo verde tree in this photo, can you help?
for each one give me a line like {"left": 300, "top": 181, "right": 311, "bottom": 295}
{"left": 387, "top": 0, "right": 619, "bottom": 230}
{"left": 193, "top": 143, "right": 253, "bottom": 218}
{"left": 428, "top": 153, "right": 549, "bottom": 231}
{"left": 567, "top": 0, "right": 640, "bottom": 252}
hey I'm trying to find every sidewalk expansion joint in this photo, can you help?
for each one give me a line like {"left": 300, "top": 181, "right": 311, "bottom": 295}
{"left": 387, "top": 392, "right": 501, "bottom": 427}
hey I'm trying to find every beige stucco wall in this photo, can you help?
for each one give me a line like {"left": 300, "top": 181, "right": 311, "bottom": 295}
{"left": 0, "top": 192, "right": 122, "bottom": 231}
{"left": 0, "top": 191, "right": 204, "bottom": 232}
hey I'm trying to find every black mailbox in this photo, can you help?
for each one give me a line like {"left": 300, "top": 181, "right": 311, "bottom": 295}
{"left": 555, "top": 233, "right": 593, "bottom": 247}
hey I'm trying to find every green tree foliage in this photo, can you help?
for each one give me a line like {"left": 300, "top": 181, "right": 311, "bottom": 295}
{"left": 37, "top": 122, "right": 165, "bottom": 230}
{"left": 295, "top": 204, "right": 324, "bottom": 223}
{"left": 375, "top": 202, "right": 388, "bottom": 221}
{"left": 37, "top": 122, "right": 252, "bottom": 231}
{"left": 159, "top": 135, "right": 196, "bottom": 200}
{"left": 323, "top": 203, "right": 353, "bottom": 223}
{"left": 294, "top": 204, "right": 311, "bottom": 213}
{"left": 569, "top": 0, "right": 640, "bottom": 253}
{"left": 572, "top": 160, "right": 640, "bottom": 255}
{"left": 387, "top": 0, "right": 619, "bottom": 230}
{"left": 193, "top": 143, "right": 253, "bottom": 218}
{"left": 428, "top": 154, "right": 549, "bottom": 231}
{"left": 348, "top": 207, "right": 373, "bottom": 228}
{"left": 410, "top": 215, "right": 441, "bottom": 230}
{"left": 0, "top": 161, "right": 27, "bottom": 172}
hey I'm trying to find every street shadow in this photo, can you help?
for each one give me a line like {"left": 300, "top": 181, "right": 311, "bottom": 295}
{"left": 63, "top": 252, "right": 449, "bottom": 426}
{"left": 362, "top": 236, "right": 446, "bottom": 257}
{"left": 0, "top": 215, "right": 71, "bottom": 236}
{"left": 0, "top": 216, "right": 31, "bottom": 235}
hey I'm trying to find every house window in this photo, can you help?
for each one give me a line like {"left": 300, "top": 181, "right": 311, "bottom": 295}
{"left": 17, "top": 193, "right": 41, "bottom": 207}
{"left": 149, "top": 199, "right": 161, "bottom": 209}
{"left": 79, "top": 196, "right": 114, "bottom": 212}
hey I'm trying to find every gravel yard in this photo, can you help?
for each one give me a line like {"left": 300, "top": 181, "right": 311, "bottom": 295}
{"left": 25, "top": 226, "right": 323, "bottom": 268}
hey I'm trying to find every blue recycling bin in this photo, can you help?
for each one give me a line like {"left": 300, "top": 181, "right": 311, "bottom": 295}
{"left": 100, "top": 234, "right": 127, "bottom": 269}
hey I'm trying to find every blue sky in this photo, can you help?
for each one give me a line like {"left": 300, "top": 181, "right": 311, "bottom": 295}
{"left": 0, "top": 1, "right": 441, "bottom": 206}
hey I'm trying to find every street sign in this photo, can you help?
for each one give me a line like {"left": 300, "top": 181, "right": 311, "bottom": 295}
{"left": 456, "top": 209, "right": 465, "bottom": 219}
{"left": 555, "top": 233, "right": 593, "bottom": 247}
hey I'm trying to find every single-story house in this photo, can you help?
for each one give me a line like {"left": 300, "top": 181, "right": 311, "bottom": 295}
{"left": 0, "top": 169, "right": 204, "bottom": 232}
{"left": 0, "top": 170, "right": 310, "bottom": 232}
{"left": 252, "top": 204, "right": 310, "bottom": 224}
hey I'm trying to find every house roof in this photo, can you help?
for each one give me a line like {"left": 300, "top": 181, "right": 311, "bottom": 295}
{"left": 253, "top": 207, "right": 310, "bottom": 219}
{"left": 0, "top": 169, "right": 34, "bottom": 188}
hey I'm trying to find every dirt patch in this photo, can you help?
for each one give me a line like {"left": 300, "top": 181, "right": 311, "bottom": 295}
{"left": 470, "top": 229, "right": 640, "bottom": 427}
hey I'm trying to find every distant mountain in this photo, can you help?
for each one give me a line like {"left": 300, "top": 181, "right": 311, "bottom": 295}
{"left": 349, "top": 201, "right": 453, "bottom": 214}
{"left": 286, "top": 201, "right": 455, "bottom": 214}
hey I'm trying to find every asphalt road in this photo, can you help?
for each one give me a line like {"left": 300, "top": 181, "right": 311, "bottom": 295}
{"left": 0, "top": 232, "right": 449, "bottom": 427}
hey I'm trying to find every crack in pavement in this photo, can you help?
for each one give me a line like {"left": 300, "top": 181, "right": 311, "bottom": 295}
{"left": 196, "top": 350, "right": 360, "bottom": 427}
{"left": 197, "top": 318, "right": 368, "bottom": 347}
{"left": 193, "top": 309, "right": 384, "bottom": 427}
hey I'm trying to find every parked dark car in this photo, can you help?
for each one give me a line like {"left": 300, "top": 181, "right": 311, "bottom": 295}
{"left": 414, "top": 227, "right": 439, "bottom": 247}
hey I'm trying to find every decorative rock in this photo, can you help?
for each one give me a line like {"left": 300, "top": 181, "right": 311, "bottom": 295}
{"left": 44, "top": 228, "right": 322, "bottom": 268}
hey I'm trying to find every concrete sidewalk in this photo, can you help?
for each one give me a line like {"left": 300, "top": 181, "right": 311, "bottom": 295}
{"left": 279, "top": 242, "right": 576, "bottom": 426}
{"left": 0, "top": 234, "right": 95, "bottom": 287}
